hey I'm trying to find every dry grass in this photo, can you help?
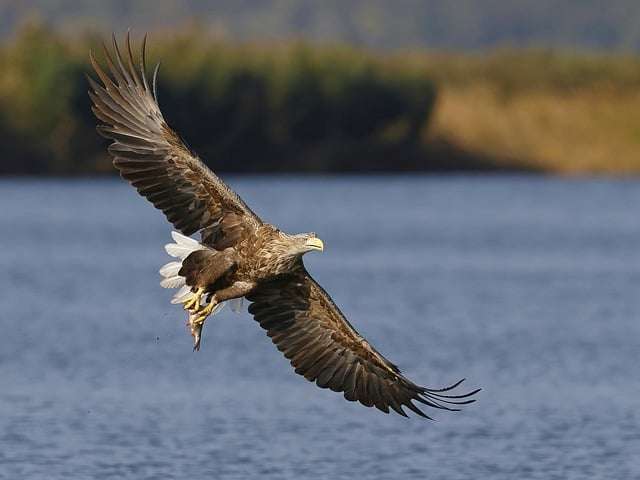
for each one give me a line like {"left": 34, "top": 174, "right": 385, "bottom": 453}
{"left": 409, "top": 50, "right": 640, "bottom": 174}
{"left": 427, "top": 84, "right": 640, "bottom": 174}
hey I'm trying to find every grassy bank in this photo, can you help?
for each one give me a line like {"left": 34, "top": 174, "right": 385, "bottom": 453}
{"left": 430, "top": 86, "right": 640, "bottom": 174}
{"left": 416, "top": 51, "right": 640, "bottom": 174}
{"left": 1, "top": 23, "right": 639, "bottom": 175}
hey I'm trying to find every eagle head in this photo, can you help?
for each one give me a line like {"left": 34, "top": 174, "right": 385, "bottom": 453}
{"left": 274, "top": 230, "right": 324, "bottom": 259}
{"left": 293, "top": 232, "right": 324, "bottom": 254}
{"left": 268, "top": 230, "right": 324, "bottom": 274}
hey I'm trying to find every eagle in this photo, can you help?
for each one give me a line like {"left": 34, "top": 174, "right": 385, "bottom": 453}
{"left": 88, "top": 34, "right": 480, "bottom": 418}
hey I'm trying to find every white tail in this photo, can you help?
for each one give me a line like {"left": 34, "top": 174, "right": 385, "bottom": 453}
{"left": 160, "top": 231, "right": 204, "bottom": 303}
{"left": 159, "top": 231, "right": 241, "bottom": 314}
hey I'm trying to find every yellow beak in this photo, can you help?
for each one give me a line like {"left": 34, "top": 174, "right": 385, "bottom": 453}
{"left": 305, "top": 237, "right": 324, "bottom": 252}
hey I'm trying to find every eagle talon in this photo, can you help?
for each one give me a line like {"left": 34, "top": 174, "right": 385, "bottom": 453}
{"left": 183, "top": 287, "right": 205, "bottom": 312}
{"left": 198, "top": 297, "right": 219, "bottom": 318}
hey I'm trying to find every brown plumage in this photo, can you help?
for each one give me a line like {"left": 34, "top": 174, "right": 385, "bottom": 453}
{"left": 88, "top": 33, "right": 480, "bottom": 418}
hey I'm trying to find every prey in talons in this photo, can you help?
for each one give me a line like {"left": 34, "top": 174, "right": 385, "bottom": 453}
{"left": 185, "top": 293, "right": 221, "bottom": 351}
{"left": 162, "top": 232, "right": 253, "bottom": 351}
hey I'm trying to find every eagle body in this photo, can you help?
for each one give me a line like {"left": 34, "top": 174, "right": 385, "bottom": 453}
{"left": 227, "top": 224, "right": 320, "bottom": 281}
{"left": 88, "top": 34, "right": 479, "bottom": 418}
{"left": 180, "top": 221, "right": 323, "bottom": 296}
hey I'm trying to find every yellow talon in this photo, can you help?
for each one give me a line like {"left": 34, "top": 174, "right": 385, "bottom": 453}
{"left": 183, "top": 287, "right": 204, "bottom": 311}
{"left": 199, "top": 298, "right": 218, "bottom": 318}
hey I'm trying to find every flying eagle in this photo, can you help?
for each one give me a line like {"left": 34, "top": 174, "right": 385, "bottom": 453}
{"left": 88, "top": 34, "right": 480, "bottom": 418}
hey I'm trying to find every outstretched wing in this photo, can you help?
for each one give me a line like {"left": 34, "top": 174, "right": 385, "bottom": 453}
{"left": 88, "top": 34, "right": 260, "bottom": 244}
{"left": 246, "top": 265, "right": 480, "bottom": 418}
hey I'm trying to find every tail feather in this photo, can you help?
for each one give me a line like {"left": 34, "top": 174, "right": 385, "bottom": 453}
{"left": 159, "top": 261, "right": 182, "bottom": 278}
{"left": 160, "top": 276, "right": 186, "bottom": 289}
{"left": 164, "top": 231, "right": 204, "bottom": 259}
{"left": 171, "top": 231, "right": 201, "bottom": 248}
{"left": 161, "top": 231, "right": 204, "bottom": 294}
{"left": 165, "top": 243, "right": 200, "bottom": 259}
{"left": 171, "top": 285, "right": 193, "bottom": 304}
{"left": 161, "top": 232, "right": 228, "bottom": 324}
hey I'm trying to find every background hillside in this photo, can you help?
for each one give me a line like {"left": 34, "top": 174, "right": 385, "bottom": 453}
{"left": 3, "top": 0, "right": 640, "bottom": 51}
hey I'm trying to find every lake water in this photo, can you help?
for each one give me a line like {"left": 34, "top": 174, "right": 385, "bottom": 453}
{"left": 0, "top": 176, "right": 639, "bottom": 479}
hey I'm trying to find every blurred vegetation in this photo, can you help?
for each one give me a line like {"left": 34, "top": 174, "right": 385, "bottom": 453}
{"left": 1, "top": 23, "right": 640, "bottom": 175}
{"left": 0, "top": 23, "right": 437, "bottom": 174}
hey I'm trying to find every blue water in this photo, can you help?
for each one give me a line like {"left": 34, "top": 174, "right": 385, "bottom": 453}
{"left": 0, "top": 176, "right": 639, "bottom": 479}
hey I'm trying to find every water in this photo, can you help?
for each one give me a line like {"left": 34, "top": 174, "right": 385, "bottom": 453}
{"left": 0, "top": 176, "right": 639, "bottom": 479}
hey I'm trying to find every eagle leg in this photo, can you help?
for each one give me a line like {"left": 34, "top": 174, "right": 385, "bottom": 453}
{"left": 196, "top": 296, "right": 219, "bottom": 319}
{"left": 188, "top": 282, "right": 255, "bottom": 351}
{"left": 183, "top": 287, "right": 205, "bottom": 312}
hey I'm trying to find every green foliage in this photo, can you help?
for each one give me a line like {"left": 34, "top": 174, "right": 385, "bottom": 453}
{"left": 0, "top": 24, "right": 437, "bottom": 174}
{"left": 0, "top": 24, "right": 99, "bottom": 173}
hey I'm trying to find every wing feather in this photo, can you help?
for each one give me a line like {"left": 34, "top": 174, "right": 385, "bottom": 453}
{"left": 247, "top": 265, "right": 480, "bottom": 418}
{"left": 88, "top": 34, "right": 261, "bottom": 243}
